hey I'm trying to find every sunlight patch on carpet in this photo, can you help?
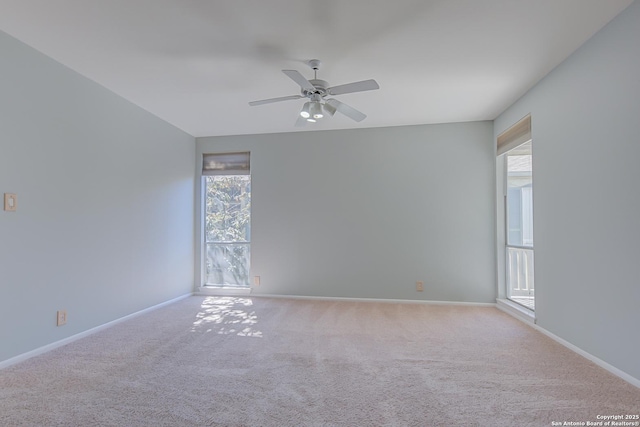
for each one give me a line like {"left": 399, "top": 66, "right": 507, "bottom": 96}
{"left": 191, "top": 296, "right": 263, "bottom": 337}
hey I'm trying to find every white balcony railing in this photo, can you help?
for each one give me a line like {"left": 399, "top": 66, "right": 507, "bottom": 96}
{"left": 507, "top": 246, "right": 534, "bottom": 298}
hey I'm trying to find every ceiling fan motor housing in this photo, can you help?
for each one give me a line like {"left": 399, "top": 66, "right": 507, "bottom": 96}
{"left": 302, "top": 79, "right": 329, "bottom": 98}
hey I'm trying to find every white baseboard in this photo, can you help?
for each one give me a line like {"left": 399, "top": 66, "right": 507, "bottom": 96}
{"left": 496, "top": 298, "right": 536, "bottom": 324}
{"left": 497, "top": 299, "right": 640, "bottom": 389}
{"left": 0, "top": 293, "right": 193, "bottom": 371}
{"left": 249, "top": 293, "right": 496, "bottom": 307}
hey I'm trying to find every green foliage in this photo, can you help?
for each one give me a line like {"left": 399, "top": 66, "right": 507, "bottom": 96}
{"left": 205, "top": 175, "right": 251, "bottom": 286}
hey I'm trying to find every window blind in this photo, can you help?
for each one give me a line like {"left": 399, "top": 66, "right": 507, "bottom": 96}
{"left": 202, "top": 152, "right": 250, "bottom": 176}
{"left": 497, "top": 114, "right": 531, "bottom": 156}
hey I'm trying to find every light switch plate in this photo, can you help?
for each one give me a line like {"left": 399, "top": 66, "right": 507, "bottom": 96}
{"left": 4, "top": 193, "right": 17, "bottom": 211}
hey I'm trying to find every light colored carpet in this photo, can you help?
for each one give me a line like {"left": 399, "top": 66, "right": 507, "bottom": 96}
{"left": 0, "top": 296, "right": 638, "bottom": 426}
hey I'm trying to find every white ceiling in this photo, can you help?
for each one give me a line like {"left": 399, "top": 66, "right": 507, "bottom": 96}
{"left": 0, "top": 0, "right": 633, "bottom": 137}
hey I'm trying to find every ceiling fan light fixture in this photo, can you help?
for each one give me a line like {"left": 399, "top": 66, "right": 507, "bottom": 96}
{"left": 300, "top": 102, "right": 311, "bottom": 118}
{"left": 323, "top": 102, "right": 337, "bottom": 116}
{"left": 310, "top": 101, "right": 323, "bottom": 119}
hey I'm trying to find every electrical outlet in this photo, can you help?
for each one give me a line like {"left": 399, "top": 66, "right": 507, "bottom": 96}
{"left": 416, "top": 281, "right": 424, "bottom": 292}
{"left": 253, "top": 276, "right": 261, "bottom": 286}
{"left": 57, "top": 310, "right": 67, "bottom": 326}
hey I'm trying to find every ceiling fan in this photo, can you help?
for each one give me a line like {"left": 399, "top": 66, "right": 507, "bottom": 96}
{"left": 248, "top": 59, "right": 379, "bottom": 126}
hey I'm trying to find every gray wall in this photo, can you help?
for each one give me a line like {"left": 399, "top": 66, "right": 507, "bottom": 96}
{"left": 0, "top": 31, "right": 195, "bottom": 363}
{"left": 197, "top": 122, "right": 496, "bottom": 302}
{"left": 495, "top": 1, "right": 640, "bottom": 380}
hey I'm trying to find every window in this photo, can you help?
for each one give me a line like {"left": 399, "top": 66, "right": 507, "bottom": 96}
{"left": 202, "top": 152, "right": 251, "bottom": 287}
{"left": 498, "top": 115, "right": 534, "bottom": 311}
{"left": 506, "top": 145, "right": 533, "bottom": 247}
{"left": 505, "top": 142, "right": 534, "bottom": 309}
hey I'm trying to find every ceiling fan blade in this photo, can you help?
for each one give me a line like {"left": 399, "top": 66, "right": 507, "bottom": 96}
{"left": 282, "top": 69, "right": 316, "bottom": 92}
{"left": 326, "top": 99, "right": 367, "bottom": 122}
{"left": 327, "top": 79, "right": 379, "bottom": 96}
{"left": 249, "top": 95, "right": 303, "bottom": 106}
